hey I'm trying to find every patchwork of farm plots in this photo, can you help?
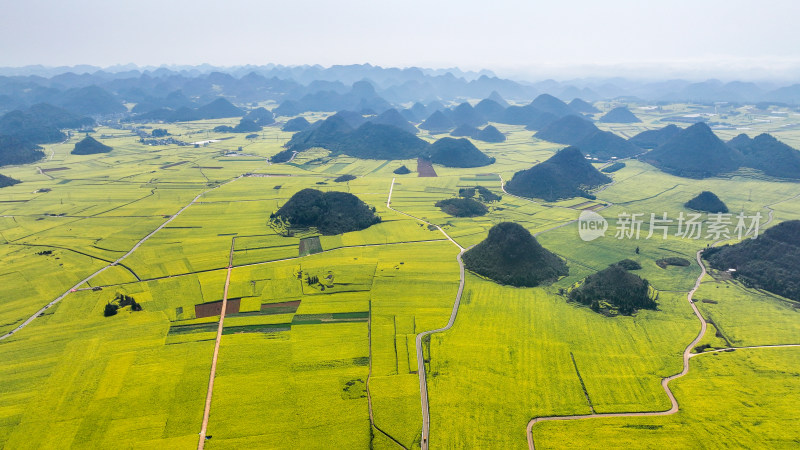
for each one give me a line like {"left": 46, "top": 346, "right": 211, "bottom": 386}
{"left": 0, "top": 104, "right": 799, "bottom": 449}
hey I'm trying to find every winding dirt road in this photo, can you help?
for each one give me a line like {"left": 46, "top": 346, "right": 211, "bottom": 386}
{"left": 386, "top": 178, "right": 466, "bottom": 450}
{"left": 526, "top": 248, "right": 708, "bottom": 449}
{"left": 525, "top": 247, "right": 800, "bottom": 449}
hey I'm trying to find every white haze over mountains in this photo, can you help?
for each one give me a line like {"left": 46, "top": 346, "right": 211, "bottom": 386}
{"left": 2, "top": 0, "right": 799, "bottom": 82}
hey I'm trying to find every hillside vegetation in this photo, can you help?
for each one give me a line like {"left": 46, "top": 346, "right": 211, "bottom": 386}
{"left": 0, "top": 173, "right": 21, "bottom": 188}
{"left": 704, "top": 220, "right": 800, "bottom": 302}
{"left": 271, "top": 188, "right": 381, "bottom": 235}
{"left": 641, "top": 122, "right": 742, "bottom": 178}
{"left": 505, "top": 147, "right": 610, "bottom": 201}
{"left": 463, "top": 222, "right": 568, "bottom": 287}
{"left": 568, "top": 263, "right": 656, "bottom": 315}
{"left": 598, "top": 106, "right": 641, "bottom": 123}
{"left": 71, "top": 136, "right": 112, "bottom": 155}
{"left": 685, "top": 191, "right": 728, "bottom": 213}
{"left": 728, "top": 133, "right": 800, "bottom": 179}
{"left": 429, "top": 137, "right": 495, "bottom": 168}
{"left": 435, "top": 198, "right": 489, "bottom": 217}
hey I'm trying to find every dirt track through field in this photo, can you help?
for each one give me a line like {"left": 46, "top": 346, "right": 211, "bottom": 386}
{"left": 197, "top": 238, "right": 236, "bottom": 449}
{"left": 524, "top": 186, "right": 800, "bottom": 449}
{"left": 525, "top": 248, "right": 708, "bottom": 448}
{"left": 386, "top": 178, "right": 465, "bottom": 450}
{"left": 0, "top": 175, "right": 243, "bottom": 342}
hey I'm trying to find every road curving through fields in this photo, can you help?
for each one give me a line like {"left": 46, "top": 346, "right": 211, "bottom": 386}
{"left": 525, "top": 244, "right": 800, "bottom": 449}
{"left": 0, "top": 175, "right": 244, "bottom": 342}
{"left": 386, "top": 178, "right": 465, "bottom": 450}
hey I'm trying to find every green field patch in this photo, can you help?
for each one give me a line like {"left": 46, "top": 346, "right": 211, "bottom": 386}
{"left": 298, "top": 236, "right": 323, "bottom": 256}
{"left": 293, "top": 356, "right": 369, "bottom": 371}
{"left": 223, "top": 314, "right": 295, "bottom": 327}
{"left": 222, "top": 323, "right": 291, "bottom": 335}
{"left": 261, "top": 300, "right": 301, "bottom": 315}
{"left": 459, "top": 174, "right": 500, "bottom": 182}
{"left": 164, "top": 333, "right": 217, "bottom": 345}
{"left": 340, "top": 377, "right": 367, "bottom": 400}
{"left": 160, "top": 161, "right": 188, "bottom": 169}
{"left": 169, "top": 316, "right": 219, "bottom": 326}
{"left": 292, "top": 311, "right": 369, "bottom": 325}
{"left": 167, "top": 322, "right": 219, "bottom": 335}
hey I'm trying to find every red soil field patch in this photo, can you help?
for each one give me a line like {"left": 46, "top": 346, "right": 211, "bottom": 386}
{"left": 195, "top": 298, "right": 241, "bottom": 318}
{"left": 417, "top": 158, "right": 437, "bottom": 177}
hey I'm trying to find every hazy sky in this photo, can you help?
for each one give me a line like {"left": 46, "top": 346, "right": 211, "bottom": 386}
{"left": 4, "top": 0, "right": 800, "bottom": 80}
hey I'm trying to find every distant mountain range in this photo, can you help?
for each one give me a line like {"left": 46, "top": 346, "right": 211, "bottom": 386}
{"left": 0, "top": 103, "right": 93, "bottom": 167}
{"left": 3, "top": 64, "right": 800, "bottom": 121}
{"left": 284, "top": 113, "right": 494, "bottom": 167}
{"left": 534, "top": 115, "right": 640, "bottom": 160}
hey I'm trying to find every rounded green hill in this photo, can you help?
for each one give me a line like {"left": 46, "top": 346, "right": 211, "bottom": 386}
{"left": 463, "top": 222, "right": 568, "bottom": 287}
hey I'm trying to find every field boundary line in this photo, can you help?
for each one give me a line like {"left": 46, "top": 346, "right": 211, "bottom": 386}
{"left": 525, "top": 248, "right": 709, "bottom": 449}
{"left": 0, "top": 175, "right": 243, "bottom": 342}
{"left": 386, "top": 178, "right": 465, "bottom": 450}
{"left": 366, "top": 300, "right": 409, "bottom": 449}
{"left": 522, "top": 186, "right": 800, "bottom": 448}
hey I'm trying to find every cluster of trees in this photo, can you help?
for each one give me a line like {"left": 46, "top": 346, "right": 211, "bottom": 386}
{"left": 435, "top": 198, "right": 488, "bottom": 217}
{"left": 685, "top": 191, "right": 728, "bottom": 213}
{"left": 104, "top": 293, "right": 142, "bottom": 317}
{"left": 459, "top": 185, "right": 501, "bottom": 202}
{"left": 271, "top": 188, "right": 381, "bottom": 235}
{"left": 334, "top": 174, "right": 356, "bottom": 182}
{"left": 614, "top": 259, "right": 642, "bottom": 270}
{"left": 655, "top": 257, "right": 691, "bottom": 269}
{"left": 568, "top": 263, "right": 657, "bottom": 315}
{"left": 704, "top": 219, "right": 800, "bottom": 302}
{"left": 270, "top": 148, "right": 295, "bottom": 163}
{"left": 436, "top": 185, "right": 502, "bottom": 217}
{"left": 601, "top": 162, "right": 626, "bottom": 173}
